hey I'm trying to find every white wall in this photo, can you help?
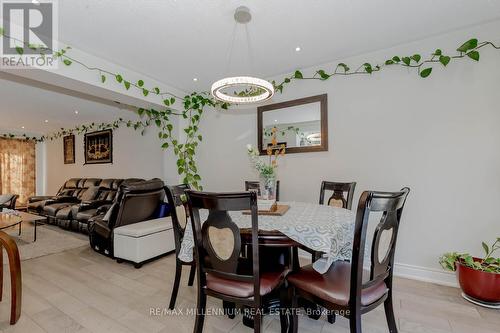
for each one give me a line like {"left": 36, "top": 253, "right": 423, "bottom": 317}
{"left": 195, "top": 20, "right": 500, "bottom": 285}
{"left": 44, "top": 125, "right": 179, "bottom": 194}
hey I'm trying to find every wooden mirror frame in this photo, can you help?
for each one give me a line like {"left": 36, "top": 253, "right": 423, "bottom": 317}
{"left": 257, "top": 94, "right": 328, "bottom": 155}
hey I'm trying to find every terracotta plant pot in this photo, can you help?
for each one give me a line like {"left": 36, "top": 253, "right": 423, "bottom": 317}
{"left": 456, "top": 257, "right": 500, "bottom": 303}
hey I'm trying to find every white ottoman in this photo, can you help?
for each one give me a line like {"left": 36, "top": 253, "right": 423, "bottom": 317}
{"left": 114, "top": 217, "right": 175, "bottom": 268}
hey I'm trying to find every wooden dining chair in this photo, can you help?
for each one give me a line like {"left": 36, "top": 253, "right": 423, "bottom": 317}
{"left": 319, "top": 181, "right": 356, "bottom": 209}
{"left": 186, "top": 190, "right": 289, "bottom": 333}
{"left": 0, "top": 231, "right": 22, "bottom": 325}
{"left": 245, "top": 181, "right": 281, "bottom": 201}
{"left": 164, "top": 184, "right": 196, "bottom": 310}
{"left": 287, "top": 188, "right": 410, "bottom": 333}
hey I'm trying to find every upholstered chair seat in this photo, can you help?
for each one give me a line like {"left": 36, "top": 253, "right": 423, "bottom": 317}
{"left": 287, "top": 261, "right": 388, "bottom": 306}
{"left": 206, "top": 269, "right": 287, "bottom": 298}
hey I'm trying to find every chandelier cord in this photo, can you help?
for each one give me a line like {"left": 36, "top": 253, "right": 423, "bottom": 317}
{"left": 225, "top": 22, "right": 238, "bottom": 75}
{"left": 244, "top": 23, "right": 256, "bottom": 74}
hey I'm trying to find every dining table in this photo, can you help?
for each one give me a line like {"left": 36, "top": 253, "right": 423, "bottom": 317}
{"left": 178, "top": 201, "right": 356, "bottom": 274}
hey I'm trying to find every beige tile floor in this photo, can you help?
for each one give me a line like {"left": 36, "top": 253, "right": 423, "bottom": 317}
{"left": 0, "top": 244, "right": 498, "bottom": 333}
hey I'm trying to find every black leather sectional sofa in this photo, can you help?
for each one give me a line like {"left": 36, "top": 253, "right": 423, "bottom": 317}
{"left": 28, "top": 177, "right": 144, "bottom": 233}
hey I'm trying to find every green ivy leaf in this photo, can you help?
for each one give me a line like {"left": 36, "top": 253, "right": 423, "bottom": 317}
{"left": 155, "top": 119, "right": 161, "bottom": 127}
{"left": 467, "top": 50, "right": 480, "bottom": 61}
{"left": 137, "top": 108, "right": 144, "bottom": 116}
{"left": 124, "top": 81, "right": 131, "bottom": 90}
{"left": 170, "top": 97, "right": 176, "bottom": 105}
{"left": 15, "top": 46, "right": 24, "bottom": 55}
{"left": 402, "top": 57, "right": 411, "bottom": 66}
{"left": 439, "top": 55, "right": 451, "bottom": 66}
{"left": 162, "top": 142, "right": 169, "bottom": 149}
{"left": 385, "top": 60, "right": 394, "bottom": 65}
{"left": 392, "top": 56, "right": 401, "bottom": 62}
{"left": 63, "top": 59, "right": 72, "bottom": 66}
{"left": 143, "top": 88, "right": 149, "bottom": 97}
{"left": 338, "top": 63, "right": 349, "bottom": 72}
{"left": 364, "top": 63, "right": 373, "bottom": 74}
{"left": 434, "top": 49, "right": 442, "bottom": 56}
{"left": 154, "top": 87, "right": 160, "bottom": 94}
{"left": 411, "top": 54, "right": 421, "bottom": 63}
{"left": 420, "top": 67, "right": 432, "bottom": 78}
{"left": 198, "top": 135, "right": 202, "bottom": 141}
{"left": 284, "top": 78, "right": 290, "bottom": 83}
{"left": 137, "top": 80, "right": 144, "bottom": 87}
{"left": 163, "top": 99, "right": 170, "bottom": 106}
{"left": 101, "top": 75, "right": 106, "bottom": 83}
{"left": 457, "top": 38, "right": 478, "bottom": 53}
{"left": 294, "top": 70, "right": 303, "bottom": 79}
{"left": 115, "top": 74, "right": 123, "bottom": 83}
{"left": 317, "top": 70, "right": 330, "bottom": 80}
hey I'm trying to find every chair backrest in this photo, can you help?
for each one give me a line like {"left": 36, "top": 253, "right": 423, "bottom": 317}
{"left": 164, "top": 184, "right": 191, "bottom": 257}
{"left": 319, "top": 181, "right": 356, "bottom": 209}
{"left": 0, "top": 194, "right": 18, "bottom": 209}
{"left": 244, "top": 180, "right": 280, "bottom": 201}
{"left": 109, "top": 178, "right": 165, "bottom": 230}
{"left": 349, "top": 188, "right": 410, "bottom": 307}
{"left": 187, "top": 191, "right": 261, "bottom": 300}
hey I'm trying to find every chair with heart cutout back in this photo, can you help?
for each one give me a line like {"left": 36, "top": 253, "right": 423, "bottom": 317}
{"left": 287, "top": 188, "right": 410, "bottom": 333}
{"left": 187, "top": 190, "right": 289, "bottom": 333}
{"left": 164, "top": 184, "right": 196, "bottom": 310}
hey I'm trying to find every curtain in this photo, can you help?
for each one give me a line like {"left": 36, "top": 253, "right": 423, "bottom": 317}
{"left": 0, "top": 138, "right": 36, "bottom": 206}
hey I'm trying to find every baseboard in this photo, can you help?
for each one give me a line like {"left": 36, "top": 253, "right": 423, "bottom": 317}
{"left": 394, "top": 262, "right": 458, "bottom": 287}
{"left": 298, "top": 252, "right": 458, "bottom": 287}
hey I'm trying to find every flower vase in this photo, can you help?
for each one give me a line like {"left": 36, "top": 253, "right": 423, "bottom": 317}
{"left": 259, "top": 175, "right": 277, "bottom": 201}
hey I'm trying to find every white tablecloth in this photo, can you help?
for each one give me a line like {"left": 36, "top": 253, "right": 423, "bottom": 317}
{"left": 178, "top": 202, "right": 355, "bottom": 274}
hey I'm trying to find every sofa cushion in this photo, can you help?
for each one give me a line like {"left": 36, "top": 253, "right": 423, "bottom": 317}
{"left": 0, "top": 194, "right": 15, "bottom": 205}
{"left": 80, "top": 186, "right": 100, "bottom": 201}
{"left": 84, "top": 178, "right": 101, "bottom": 188}
{"left": 114, "top": 217, "right": 173, "bottom": 238}
{"left": 56, "top": 206, "right": 73, "bottom": 220}
{"left": 100, "top": 179, "right": 115, "bottom": 189}
{"left": 76, "top": 209, "right": 98, "bottom": 222}
{"left": 44, "top": 202, "right": 73, "bottom": 217}
{"left": 65, "top": 178, "right": 80, "bottom": 189}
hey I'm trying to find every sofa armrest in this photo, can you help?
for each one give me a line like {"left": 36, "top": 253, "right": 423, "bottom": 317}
{"left": 96, "top": 204, "right": 112, "bottom": 215}
{"left": 29, "top": 195, "right": 54, "bottom": 203}
{"left": 46, "top": 196, "right": 80, "bottom": 204}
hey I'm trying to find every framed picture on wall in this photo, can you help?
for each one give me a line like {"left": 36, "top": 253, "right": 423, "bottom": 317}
{"left": 84, "top": 129, "right": 113, "bottom": 164}
{"left": 63, "top": 134, "right": 75, "bottom": 164}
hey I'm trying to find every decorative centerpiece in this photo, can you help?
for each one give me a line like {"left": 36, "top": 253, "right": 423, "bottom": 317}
{"left": 439, "top": 238, "right": 500, "bottom": 308}
{"left": 247, "top": 128, "right": 285, "bottom": 211}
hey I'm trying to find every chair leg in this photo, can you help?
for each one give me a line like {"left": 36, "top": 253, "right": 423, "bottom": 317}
{"left": 291, "top": 293, "right": 299, "bottom": 333}
{"left": 0, "top": 232, "right": 22, "bottom": 325}
{"left": 384, "top": 294, "right": 398, "bottom": 333}
{"left": 193, "top": 291, "right": 206, "bottom": 333}
{"left": 223, "top": 301, "right": 236, "bottom": 319}
{"left": 348, "top": 311, "right": 361, "bottom": 333}
{"left": 188, "top": 263, "right": 196, "bottom": 286}
{"left": 169, "top": 260, "right": 182, "bottom": 310}
{"left": 253, "top": 310, "right": 262, "bottom": 333}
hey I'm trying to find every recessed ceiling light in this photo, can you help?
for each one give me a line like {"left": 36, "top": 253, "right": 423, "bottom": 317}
{"left": 74, "top": 110, "right": 79, "bottom": 114}
{"left": 21, "top": 126, "right": 25, "bottom": 129}
{"left": 295, "top": 46, "right": 301, "bottom": 52}
{"left": 193, "top": 78, "right": 198, "bottom": 82}
{"left": 44, "top": 120, "right": 48, "bottom": 123}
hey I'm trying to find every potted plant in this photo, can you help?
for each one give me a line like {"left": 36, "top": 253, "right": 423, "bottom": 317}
{"left": 439, "top": 238, "right": 500, "bottom": 308}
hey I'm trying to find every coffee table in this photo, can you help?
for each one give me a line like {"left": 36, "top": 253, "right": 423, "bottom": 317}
{"left": 0, "top": 212, "right": 46, "bottom": 242}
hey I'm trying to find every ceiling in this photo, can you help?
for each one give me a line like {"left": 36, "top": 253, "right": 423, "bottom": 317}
{"left": 0, "top": 74, "right": 138, "bottom": 134}
{"left": 58, "top": 0, "right": 500, "bottom": 92}
{"left": 2, "top": 0, "right": 500, "bottom": 133}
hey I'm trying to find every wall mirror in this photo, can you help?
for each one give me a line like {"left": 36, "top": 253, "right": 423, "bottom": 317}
{"left": 257, "top": 94, "right": 328, "bottom": 155}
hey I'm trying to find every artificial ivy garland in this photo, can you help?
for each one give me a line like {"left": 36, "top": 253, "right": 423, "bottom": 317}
{"left": 1, "top": 29, "right": 499, "bottom": 189}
